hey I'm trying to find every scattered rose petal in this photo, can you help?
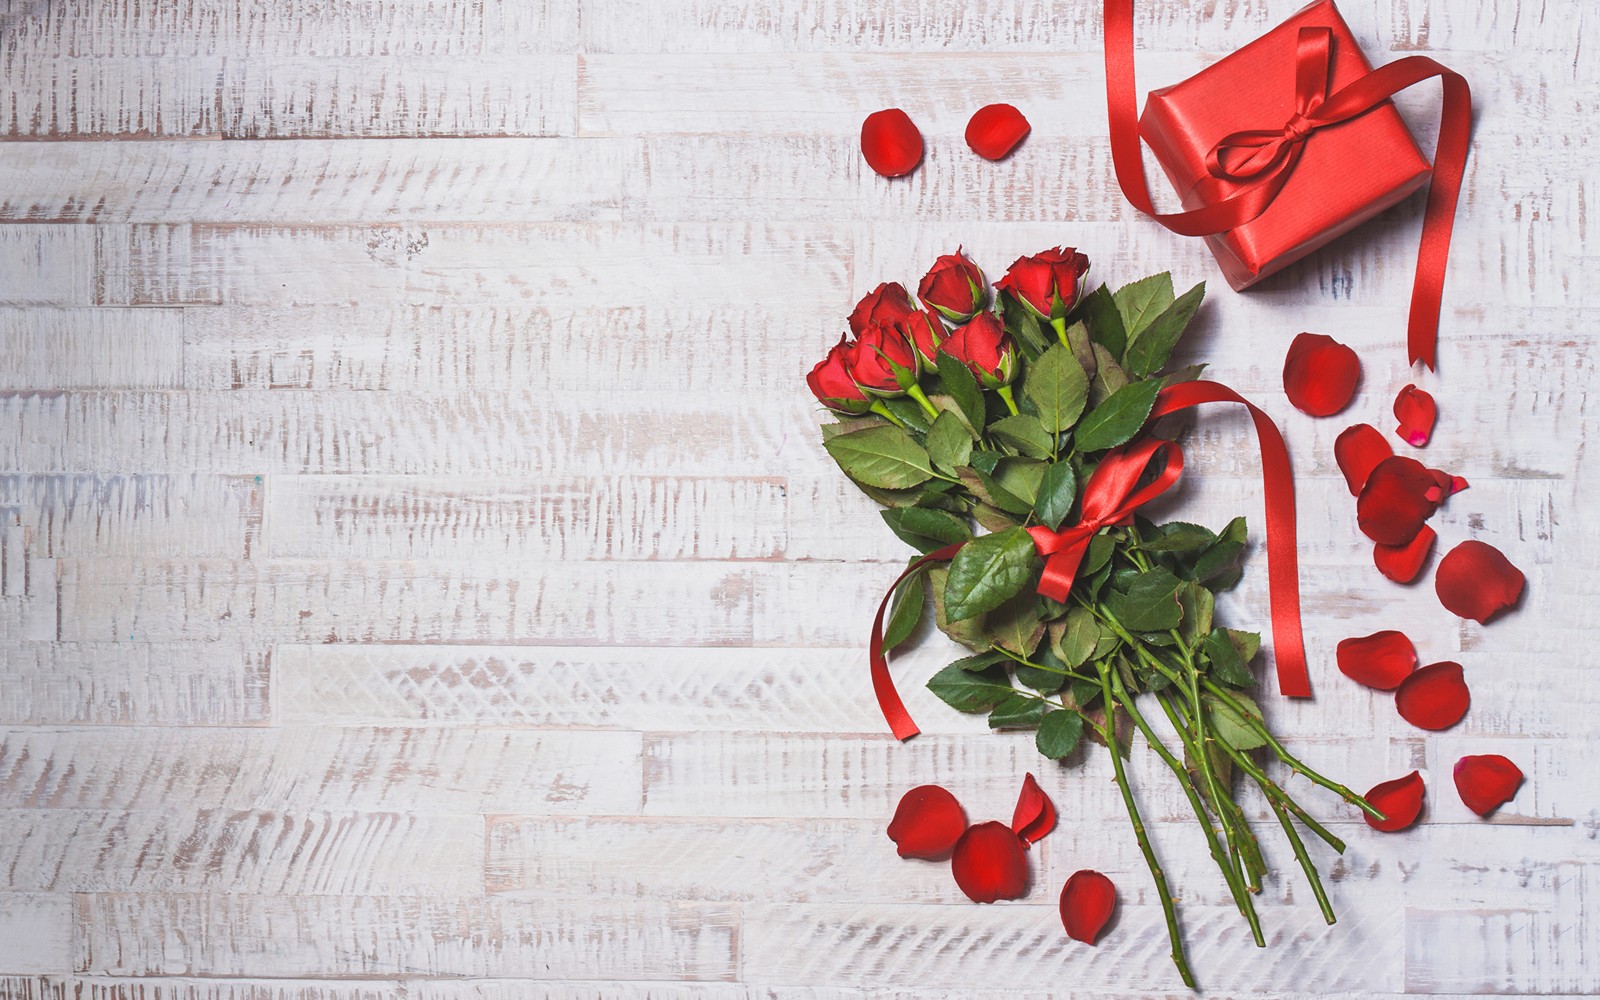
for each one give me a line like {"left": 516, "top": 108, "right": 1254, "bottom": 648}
{"left": 1011, "top": 773, "right": 1057, "bottom": 846}
{"left": 1453, "top": 755, "right": 1525, "bottom": 817}
{"left": 887, "top": 785, "right": 967, "bottom": 859}
{"left": 1436, "top": 540, "right": 1525, "bottom": 624}
{"left": 860, "top": 108, "right": 924, "bottom": 178}
{"left": 1394, "top": 384, "right": 1437, "bottom": 446}
{"left": 1060, "top": 869, "right": 1118, "bottom": 944}
{"left": 1335, "top": 424, "right": 1393, "bottom": 496}
{"left": 1357, "top": 456, "right": 1444, "bottom": 545}
{"left": 1395, "top": 661, "right": 1471, "bottom": 731}
{"left": 1426, "top": 467, "right": 1469, "bottom": 501}
{"left": 966, "top": 103, "right": 1031, "bottom": 161}
{"left": 1364, "top": 771, "right": 1425, "bottom": 832}
{"left": 951, "top": 821, "right": 1028, "bottom": 903}
{"left": 1283, "top": 333, "right": 1361, "bottom": 416}
{"left": 1336, "top": 630, "right": 1418, "bottom": 690}
{"left": 1374, "top": 524, "right": 1436, "bottom": 583}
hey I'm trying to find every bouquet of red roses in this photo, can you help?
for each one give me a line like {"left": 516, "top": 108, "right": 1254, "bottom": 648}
{"left": 807, "top": 247, "right": 1383, "bottom": 986}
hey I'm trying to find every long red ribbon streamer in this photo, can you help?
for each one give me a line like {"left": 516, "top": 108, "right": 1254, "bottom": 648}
{"left": 1103, "top": 0, "right": 1471, "bottom": 369}
{"left": 869, "top": 380, "right": 1310, "bottom": 741}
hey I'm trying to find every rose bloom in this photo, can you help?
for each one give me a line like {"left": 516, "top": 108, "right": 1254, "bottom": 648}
{"left": 847, "top": 321, "right": 918, "bottom": 397}
{"left": 996, "top": 247, "right": 1090, "bottom": 320}
{"left": 848, "top": 282, "right": 920, "bottom": 337}
{"left": 918, "top": 251, "right": 987, "bottom": 323}
{"left": 806, "top": 335, "right": 874, "bottom": 414}
{"left": 941, "top": 312, "right": 1017, "bottom": 388}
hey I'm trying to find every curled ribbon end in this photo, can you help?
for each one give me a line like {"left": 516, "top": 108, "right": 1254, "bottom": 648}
{"left": 891, "top": 721, "right": 921, "bottom": 742}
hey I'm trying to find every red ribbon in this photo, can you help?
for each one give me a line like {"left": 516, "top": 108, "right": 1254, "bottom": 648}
{"left": 1103, "top": 0, "right": 1471, "bottom": 369}
{"left": 869, "top": 380, "right": 1310, "bottom": 741}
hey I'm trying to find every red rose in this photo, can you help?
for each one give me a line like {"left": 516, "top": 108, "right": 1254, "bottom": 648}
{"left": 918, "top": 251, "right": 987, "bottom": 323}
{"left": 806, "top": 335, "right": 874, "bottom": 414}
{"left": 996, "top": 247, "right": 1090, "bottom": 320}
{"left": 941, "top": 312, "right": 1016, "bottom": 389}
{"left": 847, "top": 321, "right": 918, "bottom": 397}
{"left": 848, "top": 282, "right": 919, "bottom": 337}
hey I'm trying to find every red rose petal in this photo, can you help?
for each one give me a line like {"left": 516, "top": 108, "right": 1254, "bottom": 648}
{"left": 1364, "top": 771, "right": 1425, "bottom": 832}
{"left": 1335, "top": 424, "right": 1393, "bottom": 496}
{"left": 1336, "top": 630, "right": 1418, "bottom": 690}
{"left": 1394, "top": 384, "right": 1438, "bottom": 446}
{"left": 1436, "top": 540, "right": 1525, "bottom": 624}
{"left": 1357, "top": 455, "right": 1444, "bottom": 545}
{"left": 1453, "top": 754, "right": 1525, "bottom": 816}
{"left": 860, "top": 108, "right": 924, "bottom": 178}
{"left": 886, "top": 784, "right": 967, "bottom": 859}
{"left": 965, "top": 103, "right": 1031, "bottom": 161}
{"left": 1060, "top": 869, "right": 1118, "bottom": 944}
{"left": 1283, "top": 332, "right": 1361, "bottom": 417}
{"left": 1374, "top": 523, "right": 1436, "bottom": 584}
{"left": 951, "top": 821, "right": 1028, "bottom": 903}
{"left": 1011, "top": 772, "right": 1056, "bottom": 846}
{"left": 1395, "top": 661, "right": 1471, "bottom": 731}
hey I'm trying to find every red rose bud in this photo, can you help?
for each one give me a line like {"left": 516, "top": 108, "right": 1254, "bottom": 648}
{"left": 1453, "top": 754, "right": 1525, "bottom": 817}
{"left": 1374, "top": 523, "right": 1436, "bottom": 584}
{"left": 942, "top": 312, "right": 1017, "bottom": 388}
{"left": 860, "top": 108, "right": 924, "bottom": 178}
{"left": 996, "top": 247, "right": 1091, "bottom": 320}
{"left": 1395, "top": 661, "right": 1471, "bottom": 731}
{"left": 919, "top": 251, "right": 987, "bottom": 323}
{"left": 1436, "top": 540, "right": 1525, "bottom": 624}
{"left": 1335, "top": 423, "right": 1393, "bottom": 496}
{"left": 807, "top": 335, "right": 874, "bottom": 414}
{"left": 1010, "top": 773, "right": 1056, "bottom": 847}
{"left": 848, "top": 282, "right": 919, "bottom": 338}
{"left": 1060, "top": 869, "right": 1117, "bottom": 944}
{"left": 904, "top": 306, "right": 948, "bottom": 370}
{"left": 1357, "top": 456, "right": 1444, "bottom": 545}
{"left": 951, "top": 820, "right": 1028, "bottom": 903}
{"left": 1394, "top": 383, "right": 1438, "bottom": 446}
{"left": 1364, "top": 771, "right": 1425, "bottom": 832}
{"left": 847, "top": 321, "right": 918, "bottom": 397}
{"left": 887, "top": 784, "right": 968, "bottom": 859}
{"left": 1336, "top": 630, "right": 1417, "bottom": 690}
{"left": 965, "top": 103, "right": 1031, "bottom": 161}
{"left": 1282, "top": 332, "right": 1361, "bottom": 417}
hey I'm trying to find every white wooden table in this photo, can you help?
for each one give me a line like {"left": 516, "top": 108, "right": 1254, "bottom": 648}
{"left": 0, "top": 1, "right": 1593, "bottom": 996}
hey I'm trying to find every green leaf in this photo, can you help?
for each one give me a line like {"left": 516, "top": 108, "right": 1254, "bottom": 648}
{"left": 927, "top": 662, "right": 1014, "bottom": 713}
{"left": 1177, "top": 581, "right": 1215, "bottom": 645}
{"left": 884, "top": 566, "right": 926, "bottom": 650}
{"left": 988, "top": 590, "right": 1044, "bottom": 658}
{"left": 936, "top": 352, "right": 987, "bottom": 432}
{"left": 1065, "top": 677, "right": 1102, "bottom": 711}
{"left": 882, "top": 395, "right": 932, "bottom": 434}
{"left": 1064, "top": 320, "right": 1098, "bottom": 380}
{"left": 1036, "top": 709, "right": 1085, "bottom": 759}
{"left": 925, "top": 410, "right": 974, "bottom": 473}
{"left": 1207, "top": 691, "right": 1269, "bottom": 750}
{"left": 1203, "top": 628, "right": 1255, "bottom": 688}
{"left": 960, "top": 467, "right": 1030, "bottom": 516}
{"left": 1140, "top": 522, "right": 1216, "bottom": 554}
{"left": 1082, "top": 533, "right": 1115, "bottom": 576}
{"left": 1080, "top": 284, "right": 1129, "bottom": 358}
{"left": 1089, "top": 344, "right": 1129, "bottom": 405}
{"left": 972, "top": 502, "right": 1022, "bottom": 533}
{"left": 1022, "top": 343, "right": 1090, "bottom": 433}
{"left": 989, "top": 414, "right": 1055, "bottom": 459}
{"left": 943, "top": 526, "right": 1037, "bottom": 622}
{"left": 1015, "top": 646, "right": 1067, "bottom": 693}
{"left": 1002, "top": 294, "right": 1050, "bottom": 358}
{"left": 930, "top": 566, "right": 988, "bottom": 650}
{"left": 1193, "top": 516, "right": 1248, "bottom": 583}
{"left": 880, "top": 507, "right": 972, "bottom": 554}
{"left": 1034, "top": 460, "right": 1078, "bottom": 532}
{"left": 990, "top": 458, "right": 1046, "bottom": 510}
{"left": 951, "top": 650, "right": 1009, "bottom": 672}
{"left": 988, "top": 692, "right": 1047, "bottom": 729}
{"left": 1124, "top": 281, "right": 1205, "bottom": 379}
{"left": 1073, "top": 379, "right": 1162, "bottom": 453}
{"left": 823, "top": 425, "right": 935, "bottom": 490}
{"left": 1226, "top": 628, "right": 1262, "bottom": 664}
{"left": 1113, "top": 272, "right": 1174, "bottom": 341}
{"left": 1053, "top": 605, "right": 1101, "bottom": 667}
{"left": 1103, "top": 567, "right": 1183, "bottom": 632}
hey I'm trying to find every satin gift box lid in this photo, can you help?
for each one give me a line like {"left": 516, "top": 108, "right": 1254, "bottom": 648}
{"left": 1138, "top": 0, "right": 1431, "bottom": 290}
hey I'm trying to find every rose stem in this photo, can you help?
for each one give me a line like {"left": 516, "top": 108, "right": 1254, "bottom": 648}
{"left": 905, "top": 383, "right": 942, "bottom": 422}
{"left": 1098, "top": 660, "right": 1197, "bottom": 989}
{"left": 1111, "top": 668, "right": 1265, "bottom": 948}
{"left": 1215, "top": 738, "right": 1346, "bottom": 854}
{"left": 1266, "top": 794, "right": 1338, "bottom": 925}
{"left": 1174, "top": 632, "right": 1263, "bottom": 893}
{"left": 1051, "top": 316, "right": 1070, "bottom": 347}
{"left": 866, "top": 399, "right": 909, "bottom": 430}
{"left": 996, "top": 384, "right": 1021, "bottom": 416}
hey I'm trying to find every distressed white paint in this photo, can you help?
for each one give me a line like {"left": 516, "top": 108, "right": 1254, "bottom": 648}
{"left": 0, "top": 0, "right": 1594, "bottom": 995}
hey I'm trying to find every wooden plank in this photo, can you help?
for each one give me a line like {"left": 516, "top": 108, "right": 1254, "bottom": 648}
{"left": 0, "top": 475, "right": 260, "bottom": 559}
{"left": 0, "top": 642, "right": 270, "bottom": 725}
{"left": 0, "top": 727, "right": 643, "bottom": 814}
{"left": 0, "top": 309, "right": 183, "bottom": 389}
{"left": 0, "top": 809, "right": 482, "bottom": 894}
{"left": 0, "top": 228, "right": 95, "bottom": 306}
{"left": 0, "top": 54, "right": 223, "bottom": 137}
{"left": 77, "top": 895, "right": 739, "bottom": 980}
{"left": 0, "top": 895, "right": 72, "bottom": 975}
{"left": 1388, "top": 0, "right": 1598, "bottom": 51}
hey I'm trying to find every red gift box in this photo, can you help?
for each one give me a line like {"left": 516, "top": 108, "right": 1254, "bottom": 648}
{"left": 1104, "top": 0, "right": 1471, "bottom": 368}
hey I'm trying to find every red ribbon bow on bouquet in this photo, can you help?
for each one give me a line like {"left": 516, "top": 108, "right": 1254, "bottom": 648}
{"left": 1104, "top": 0, "right": 1472, "bottom": 369}
{"left": 870, "top": 381, "right": 1309, "bottom": 741}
